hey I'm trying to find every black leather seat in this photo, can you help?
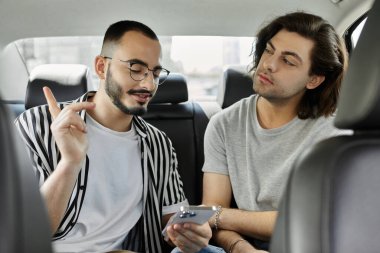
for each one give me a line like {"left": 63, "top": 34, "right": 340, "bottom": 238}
{"left": 25, "top": 64, "right": 89, "bottom": 110}
{"left": 217, "top": 66, "right": 254, "bottom": 108}
{"left": 270, "top": 1, "right": 380, "bottom": 252}
{"left": 0, "top": 98, "right": 52, "bottom": 252}
{"left": 144, "top": 73, "right": 209, "bottom": 205}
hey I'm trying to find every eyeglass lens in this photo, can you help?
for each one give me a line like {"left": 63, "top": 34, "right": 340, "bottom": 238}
{"left": 129, "top": 63, "right": 169, "bottom": 85}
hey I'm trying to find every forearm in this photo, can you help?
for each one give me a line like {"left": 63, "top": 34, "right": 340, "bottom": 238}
{"left": 202, "top": 172, "right": 273, "bottom": 247}
{"left": 218, "top": 208, "right": 277, "bottom": 241}
{"left": 40, "top": 159, "right": 82, "bottom": 234}
{"left": 214, "top": 229, "right": 256, "bottom": 252}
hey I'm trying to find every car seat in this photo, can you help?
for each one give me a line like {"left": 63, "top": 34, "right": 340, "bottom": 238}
{"left": 0, "top": 97, "right": 52, "bottom": 253}
{"left": 217, "top": 65, "right": 254, "bottom": 109}
{"left": 270, "top": 1, "right": 380, "bottom": 252}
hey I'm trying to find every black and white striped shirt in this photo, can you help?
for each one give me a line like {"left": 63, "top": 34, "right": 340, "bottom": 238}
{"left": 15, "top": 91, "right": 187, "bottom": 253}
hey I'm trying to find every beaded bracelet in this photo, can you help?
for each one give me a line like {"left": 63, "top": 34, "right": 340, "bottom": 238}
{"left": 213, "top": 205, "right": 222, "bottom": 231}
{"left": 229, "top": 238, "right": 246, "bottom": 253}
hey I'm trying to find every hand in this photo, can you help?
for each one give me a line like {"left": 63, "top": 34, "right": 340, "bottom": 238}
{"left": 44, "top": 87, "right": 95, "bottom": 169}
{"left": 166, "top": 222, "right": 212, "bottom": 253}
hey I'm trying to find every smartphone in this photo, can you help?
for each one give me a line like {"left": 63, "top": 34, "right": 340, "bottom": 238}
{"left": 162, "top": 205, "right": 217, "bottom": 239}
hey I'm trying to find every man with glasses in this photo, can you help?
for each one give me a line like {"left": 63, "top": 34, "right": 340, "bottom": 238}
{"left": 15, "top": 20, "right": 211, "bottom": 253}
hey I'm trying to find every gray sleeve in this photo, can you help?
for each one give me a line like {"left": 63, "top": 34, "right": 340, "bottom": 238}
{"left": 202, "top": 114, "right": 229, "bottom": 175}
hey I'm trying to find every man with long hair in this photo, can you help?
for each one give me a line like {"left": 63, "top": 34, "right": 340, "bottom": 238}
{"left": 202, "top": 11, "right": 348, "bottom": 253}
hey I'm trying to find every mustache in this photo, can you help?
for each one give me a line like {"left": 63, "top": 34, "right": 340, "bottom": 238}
{"left": 127, "top": 89, "right": 153, "bottom": 97}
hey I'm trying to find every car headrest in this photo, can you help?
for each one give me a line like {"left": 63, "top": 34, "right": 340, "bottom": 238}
{"left": 217, "top": 66, "right": 254, "bottom": 108}
{"left": 150, "top": 73, "right": 188, "bottom": 104}
{"left": 335, "top": 5, "right": 380, "bottom": 131}
{"left": 25, "top": 64, "right": 89, "bottom": 109}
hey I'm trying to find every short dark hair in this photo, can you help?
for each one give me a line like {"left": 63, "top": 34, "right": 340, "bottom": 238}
{"left": 101, "top": 20, "right": 159, "bottom": 56}
{"left": 251, "top": 11, "right": 348, "bottom": 119}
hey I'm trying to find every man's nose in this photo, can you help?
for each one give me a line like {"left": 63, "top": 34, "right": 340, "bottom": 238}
{"left": 140, "top": 71, "right": 157, "bottom": 90}
{"left": 263, "top": 55, "right": 278, "bottom": 72}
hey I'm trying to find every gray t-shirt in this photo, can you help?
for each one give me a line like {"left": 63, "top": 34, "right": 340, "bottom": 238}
{"left": 203, "top": 94, "right": 344, "bottom": 211}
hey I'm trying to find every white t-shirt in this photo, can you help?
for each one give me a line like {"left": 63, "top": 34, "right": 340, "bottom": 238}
{"left": 53, "top": 115, "right": 143, "bottom": 253}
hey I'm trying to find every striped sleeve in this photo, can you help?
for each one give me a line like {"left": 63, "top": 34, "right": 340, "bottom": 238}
{"left": 14, "top": 99, "right": 90, "bottom": 240}
{"left": 14, "top": 105, "right": 57, "bottom": 186}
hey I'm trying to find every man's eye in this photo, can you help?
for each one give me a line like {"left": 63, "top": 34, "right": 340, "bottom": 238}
{"left": 283, "top": 58, "right": 296, "bottom": 66}
{"left": 129, "top": 63, "right": 145, "bottom": 72}
{"left": 264, "top": 48, "right": 274, "bottom": 54}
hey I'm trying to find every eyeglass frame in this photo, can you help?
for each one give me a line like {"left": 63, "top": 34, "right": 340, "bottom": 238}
{"left": 102, "top": 56, "right": 170, "bottom": 85}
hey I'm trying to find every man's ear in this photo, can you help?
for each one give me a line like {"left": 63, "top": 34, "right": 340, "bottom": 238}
{"left": 95, "top": 56, "right": 107, "bottom": 80}
{"left": 306, "top": 75, "right": 325, "bottom": 90}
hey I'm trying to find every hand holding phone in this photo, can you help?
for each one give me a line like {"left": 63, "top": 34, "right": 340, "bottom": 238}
{"left": 162, "top": 205, "right": 216, "bottom": 239}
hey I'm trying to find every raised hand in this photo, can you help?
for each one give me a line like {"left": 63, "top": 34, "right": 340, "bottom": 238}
{"left": 43, "top": 87, "right": 96, "bottom": 169}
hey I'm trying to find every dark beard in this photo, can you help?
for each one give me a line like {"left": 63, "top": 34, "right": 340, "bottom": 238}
{"left": 105, "top": 67, "right": 148, "bottom": 116}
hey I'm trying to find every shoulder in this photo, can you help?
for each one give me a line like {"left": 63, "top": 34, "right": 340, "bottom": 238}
{"left": 311, "top": 115, "right": 337, "bottom": 129}
{"left": 16, "top": 104, "right": 51, "bottom": 126}
{"left": 303, "top": 114, "right": 348, "bottom": 138}
{"left": 15, "top": 94, "right": 87, "bottom": 133}
{"left": 17, "top": 92, "right": 90, "bottom": 121}
{"left": 210, "top": 94, "right": 256, "bottom": 125}
{"left": 16, "top": 100, "right": 73, "bottom": 122}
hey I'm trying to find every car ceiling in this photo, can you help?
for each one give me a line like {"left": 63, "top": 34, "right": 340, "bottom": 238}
{"left": 0, "top": 0, "right": 375, "bottom": 49}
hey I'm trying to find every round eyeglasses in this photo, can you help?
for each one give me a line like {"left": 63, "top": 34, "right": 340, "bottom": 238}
{"left": 103, "top": 56, "right": 170, "bottom": 85}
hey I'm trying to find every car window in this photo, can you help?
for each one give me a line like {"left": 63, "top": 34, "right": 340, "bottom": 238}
{"left": 351, "top": 17, "right": 367, "bottom": 48}
{"left": 344, "top": 14, "right": 368, "bottom": 55}
{"left": 14, "top": 36, "right": 254, "bottom": 101}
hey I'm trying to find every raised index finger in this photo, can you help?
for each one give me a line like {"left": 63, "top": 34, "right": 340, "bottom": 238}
{"left": 43, "top": 86, "right": 61, "bottom": 119}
